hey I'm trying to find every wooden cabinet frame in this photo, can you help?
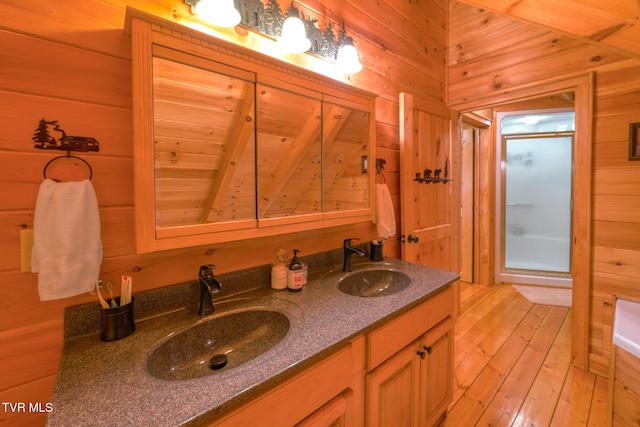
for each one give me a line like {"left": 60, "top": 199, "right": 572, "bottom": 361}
{"left": 125, "top": 8, "right": 376, "bottom": 253}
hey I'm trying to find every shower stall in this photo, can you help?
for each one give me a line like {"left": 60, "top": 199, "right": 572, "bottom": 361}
{"left": 495, "top": 111, "right": 575, "bottom": 288}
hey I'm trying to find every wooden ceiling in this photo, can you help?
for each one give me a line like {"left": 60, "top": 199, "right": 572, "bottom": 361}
{"left": 455, "top": 0, "right": 640, "bottom": 59}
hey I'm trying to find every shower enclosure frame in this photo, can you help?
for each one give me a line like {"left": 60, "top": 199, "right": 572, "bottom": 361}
{"left": 494, "top": 109, "right": 575, "bottom": 287}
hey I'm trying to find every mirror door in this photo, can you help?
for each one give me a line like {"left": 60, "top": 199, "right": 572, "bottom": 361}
{"left": 152, "top": 49, "right": 257, "bottom": 237}
{"left": 256, "top": 81, "right": 322, "bottom": 225}
{"left": 323, "top": 98, "right": 371, "bottom": 216}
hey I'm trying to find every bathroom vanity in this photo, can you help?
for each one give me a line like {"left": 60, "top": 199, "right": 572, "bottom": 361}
{"left": 47, "top": 258, "right": 459, "bottom": 426}
{"left": 211, "top": 278, "right": 454, "bottom": 427}
{"left": 47, "top": 9, "right": 457, "bottom": 426}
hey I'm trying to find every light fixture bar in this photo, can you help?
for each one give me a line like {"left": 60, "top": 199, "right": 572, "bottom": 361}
{"left": 185, "top": 0, "right": 363, "bottom": 73}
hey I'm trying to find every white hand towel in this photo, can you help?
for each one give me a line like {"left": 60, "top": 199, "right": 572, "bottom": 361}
{"left": 375, "top": 182, "right": 396, "bottom": 238}
{"left": 31, "top": 179, "right": 103, "bottom": 301}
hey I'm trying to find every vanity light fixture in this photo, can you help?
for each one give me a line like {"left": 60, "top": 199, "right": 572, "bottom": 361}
{"left": 336, "top": 36, "right": 362, "bottom": 75}
{"left": 192, "top": 0, "right": 241, "bottom": 28}
{"left": 276, "top": 2, "right": 311, "bottom": 54}
{"left": 184, "top": 0, "right": 363, "bottom": 74}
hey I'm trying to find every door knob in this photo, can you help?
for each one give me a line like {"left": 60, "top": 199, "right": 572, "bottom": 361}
{"left": 408, "top": 234, "right": 419, "bottom": 243}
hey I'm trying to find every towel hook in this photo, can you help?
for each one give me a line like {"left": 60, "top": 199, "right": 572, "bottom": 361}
{"left": 43, "top": 152, "right": 93, "bottom": 181}
{"left": 375, "top": 157, "right": 387, "bottom": 184}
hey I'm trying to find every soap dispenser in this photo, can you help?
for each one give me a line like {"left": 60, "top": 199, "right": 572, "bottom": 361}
{"left": 271, "top": 248, "right": 288, "bottom": 290}
{"left": 287, "top": 249, "right": 306, "bottom": 292}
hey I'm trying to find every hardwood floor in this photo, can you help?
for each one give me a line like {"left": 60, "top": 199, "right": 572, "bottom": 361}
{"left": 444, "top": 283, "right": 610, "bottom": 426}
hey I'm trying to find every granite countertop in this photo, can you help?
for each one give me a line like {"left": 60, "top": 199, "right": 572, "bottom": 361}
{"left": 47, "top": 258, "right": 459, "bottom": 426}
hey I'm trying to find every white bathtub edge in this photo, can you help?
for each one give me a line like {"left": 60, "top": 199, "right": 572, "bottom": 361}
{"left": 613, "top": 298, "right": 640, "bottom": 359}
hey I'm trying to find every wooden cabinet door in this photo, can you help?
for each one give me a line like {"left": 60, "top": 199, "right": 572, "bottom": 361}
{"left": 366, "top": 342, "right": 421, "bottom": 427}
{"left": 297, "top": 391, "right": 351, "bottom": 427}
{"left": 418, "top": 318, "right": 454, "bottom": 427}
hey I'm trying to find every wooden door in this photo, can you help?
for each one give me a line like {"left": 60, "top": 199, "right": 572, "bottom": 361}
{"left": 399, "top": 93, "right": 460, "bottom": 274}
{"left": 366, "top": 342, "right": 421, "bottom": 427}
{"left": 418, "top": 318, "right": 454, "bottom": 427}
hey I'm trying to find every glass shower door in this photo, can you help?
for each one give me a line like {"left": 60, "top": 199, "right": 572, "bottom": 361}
{"left": 503, "top": 133, "right": 573, "bottom": 274}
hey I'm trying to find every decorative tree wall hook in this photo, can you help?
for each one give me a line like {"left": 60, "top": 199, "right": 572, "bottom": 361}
{"left": 32, "top": 119, "right": 100, "bottom": 180}
{"left": 32, "top": 119, "right": 100, "bottom": 153}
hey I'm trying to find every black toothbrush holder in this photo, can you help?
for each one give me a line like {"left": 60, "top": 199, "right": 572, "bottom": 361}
{"left": 100, "top": 297, "right": 135, "bottom": 341}
{"left": 369, "top": 241, "right": 385, "bottom": 262}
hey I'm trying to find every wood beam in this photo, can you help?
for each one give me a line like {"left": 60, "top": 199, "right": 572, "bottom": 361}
{"left": 202, "top": 85, "right": 255, "bottom": 222}
{"left": 257, "top": 103, "right": 322, "bottom": 218}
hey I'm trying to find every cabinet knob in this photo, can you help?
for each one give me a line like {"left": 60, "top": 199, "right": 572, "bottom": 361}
{"left": 417, "top": 350, "right": 426, "bottom": 359}
{"left": 408, "top": 234, "right": 420, "bottom": 243}
{"left": 424, "top": 346, "right": 432, "bottom": 355}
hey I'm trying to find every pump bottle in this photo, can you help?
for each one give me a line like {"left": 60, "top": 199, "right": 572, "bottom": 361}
{"left": 287, "top": 249, "right": 306, "bottom": 291}
{"left": 271, "top": 248, "right": 288, "bottom": 290}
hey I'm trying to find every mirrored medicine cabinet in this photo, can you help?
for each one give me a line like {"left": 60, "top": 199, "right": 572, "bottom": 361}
{"left": 125, "top": 8, "right": 376, "bottom": 253}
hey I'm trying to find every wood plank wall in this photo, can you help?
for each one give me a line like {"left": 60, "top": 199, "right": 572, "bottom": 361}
{"left": 0, "top": 0, "right": 446, "bottom": 424}
{"left": 448, "top": 1, "right": 640, "bottom": 376}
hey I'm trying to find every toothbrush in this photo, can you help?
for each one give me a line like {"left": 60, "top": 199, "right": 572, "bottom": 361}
{"left": 106, "top": 282, "right": 117, "bottom": 308}
{"left": 95, "top": 280, "right": 109, "bottom": 309}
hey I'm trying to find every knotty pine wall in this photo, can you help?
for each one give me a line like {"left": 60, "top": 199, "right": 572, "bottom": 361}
{"left": 0, "top": 0, "right": 446, "bottom": 424}
{"left": 449, "top": 2, "right": 640, "bottom": 376}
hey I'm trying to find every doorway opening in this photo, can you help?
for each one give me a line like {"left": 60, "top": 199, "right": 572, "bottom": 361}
{"left": 455, "top": 76, "right": 592, "bottom": 369}
{"left": 495, "top": 110, "right": 575, "bottom": 289}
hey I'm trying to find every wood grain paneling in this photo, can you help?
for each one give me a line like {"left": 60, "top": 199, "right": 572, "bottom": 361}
{"left": 454, "top": 0, "right": 640, "bottom": 59}
{"left": 447, "top": 3, "right": 629, "bottom": 109}
{"left": 0, "top": 30, "right": 131, "bottom": 108}
{"left": 0, "top": 375, "right": 56, "bottom": 425}
{"left": 0, "top": 320, "right": 62, "bottom": 388}
{"left": 0, "top": 0, "right": 131, "bottom": 58}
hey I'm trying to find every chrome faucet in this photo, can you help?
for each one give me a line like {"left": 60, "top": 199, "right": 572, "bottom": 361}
{"left": 343, "top": 238, "right": 366, "bottom": 272}
{"left": 198, "top": 264, "right": 221, "bottom": 316}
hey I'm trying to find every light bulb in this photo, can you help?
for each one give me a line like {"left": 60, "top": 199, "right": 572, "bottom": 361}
{"left": 336, "top": 37, "right": 362, "bottom": 74}
{"left": 276, "top": 3, "right": 311, "bottom": 54}
{"left": 194, "top": 0, "right": 241, "bottom": 28}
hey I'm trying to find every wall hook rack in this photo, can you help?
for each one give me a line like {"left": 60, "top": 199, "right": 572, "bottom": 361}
{"left": 413, "top": 158, "right": 452, "bottom": 184}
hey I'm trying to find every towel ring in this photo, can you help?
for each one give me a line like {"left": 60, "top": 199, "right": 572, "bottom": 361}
{"left": 43, "top": 153, "right": 93, "bottom": 181}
